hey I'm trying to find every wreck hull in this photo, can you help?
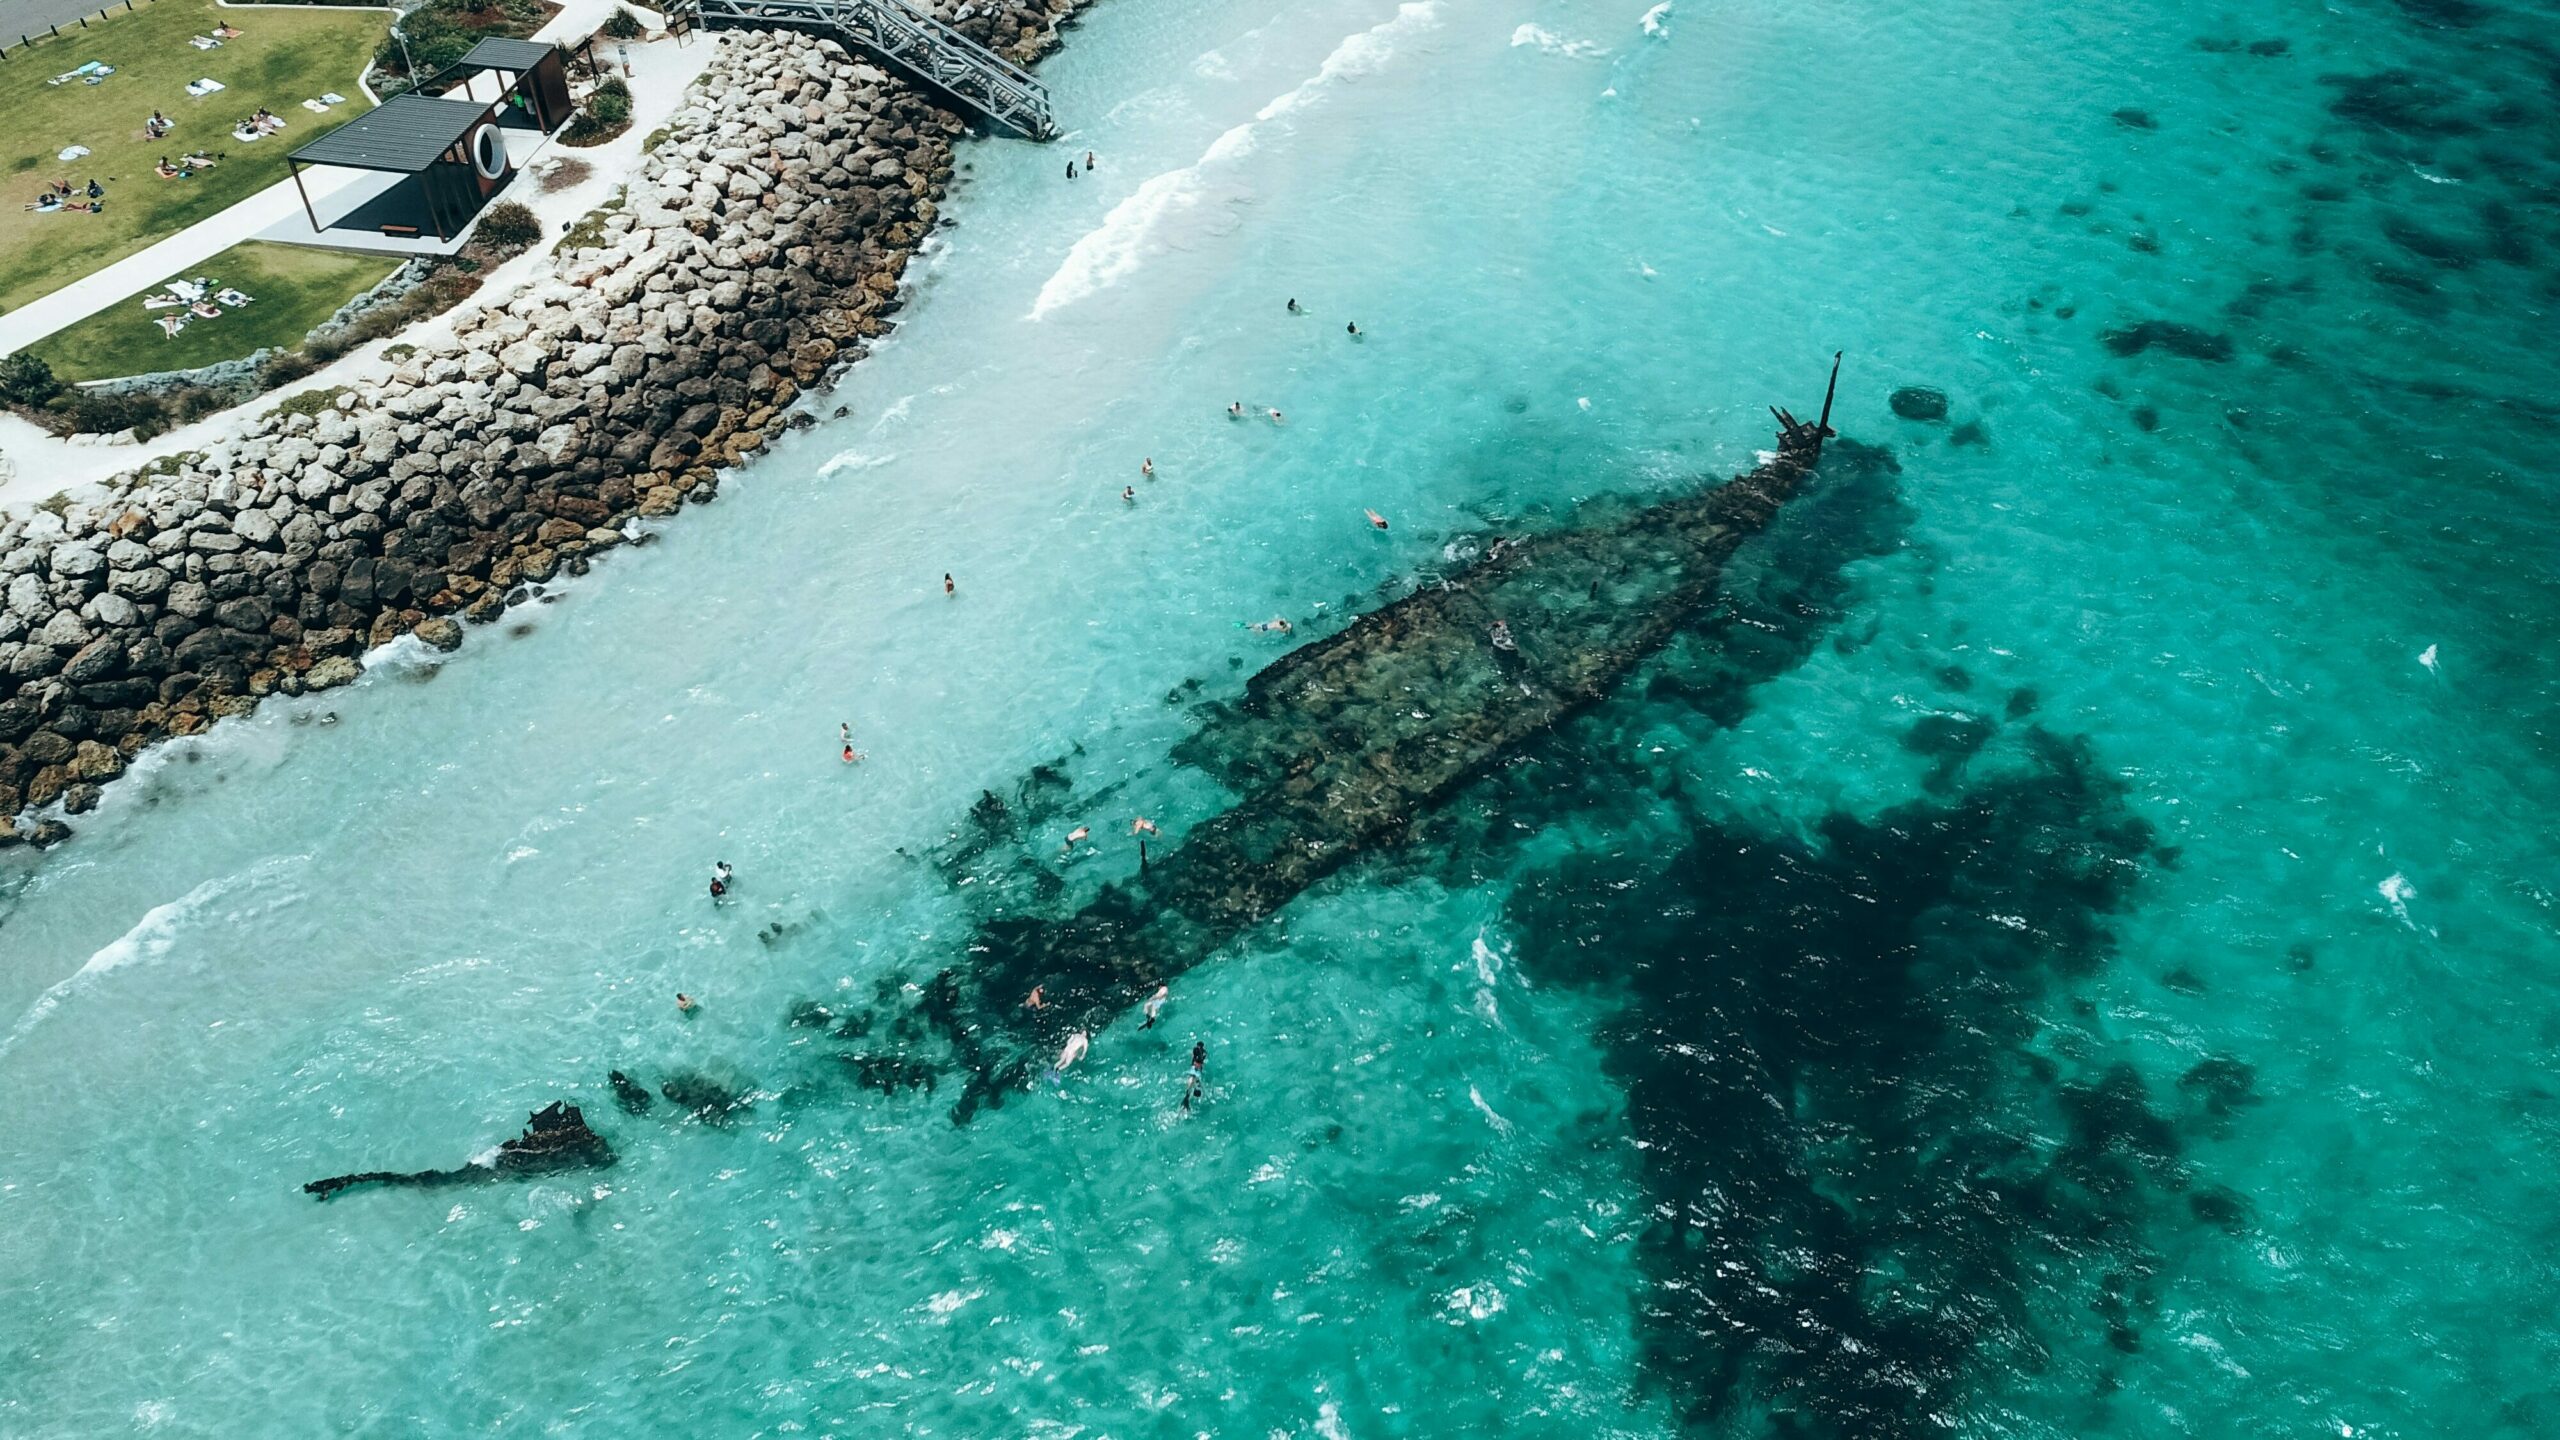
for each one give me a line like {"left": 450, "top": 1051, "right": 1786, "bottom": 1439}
{"left": 936, "top": 426, "right": 1865, "bottom": 1116}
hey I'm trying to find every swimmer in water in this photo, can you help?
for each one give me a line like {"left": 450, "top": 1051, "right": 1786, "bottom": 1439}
{"left": 1122, "top": 485, "right": 1136, "bottom": 503}
{"left": 1131, "top": 817, "right": 1160, "bottom": 836}
{"left": 1488, "top": 619, "right": 1516, "bottom": 652}
{"left": 1182, "top": 1038, "right": 1207, "bottom": 1110}
{"left": 1055, "top": 1029, "right": 1089, "bottom": 1076}
{"left": 1228, "top": 401, "right": 1243, "bottom": 418}
{"left": 840, "top": 721, "right": 865, "bottom": 763}
{"left": 1366, "top": 509, "right": 1390, "bottom": 531}
{"left": 1140, "top": 457, "right": 1153, "bottom": 477}
{"left": 1287, "top": 297, "right": 1300, "bottom": 314}
{"left": 1347, "top": 321, "right": 1360, "bottom": 336}
{"left": 1085, "top": 150, "right": 1096, "bottom": 170}
{"left": 709, "top": 876, "right": 728, "bottom": 900}
{"left": 1141, "top": 984, "right": 1168, "bottom": 1029}
{"left": 944, "top": 572, "right": 955, "bottom": 597}
{"left": 1242, "top": 616, "right": 1292, "bottom": 634}
{"left": 1025, "top": 985, "right": 1046, "bottom": 1010}
{"left": 1063, "top": 825, "right": 1090, "bottom": 852}
{"left": 676, "top": 993, "right": 698, "bottom": 1013}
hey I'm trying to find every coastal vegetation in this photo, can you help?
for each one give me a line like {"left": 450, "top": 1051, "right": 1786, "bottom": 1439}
{"left": 366, "top": 0, "right": 556, "bottom": 95}
{"left": 0, "top": 0, "right": 386, "bottom": 314}
{"left": 560, "top": 75, "right": 633, "bottom": 146}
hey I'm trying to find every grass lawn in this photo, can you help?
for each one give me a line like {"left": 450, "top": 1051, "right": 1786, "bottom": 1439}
{"left": 24, "top": 239, "right": 398, "bottom": 381}
{"left": 0, "top": 0, "right": 388, "bottom": 315}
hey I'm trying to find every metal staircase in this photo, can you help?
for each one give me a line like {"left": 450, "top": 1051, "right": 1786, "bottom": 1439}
{"left": 672, "top": 0, "right": 1056, "bottom": 140}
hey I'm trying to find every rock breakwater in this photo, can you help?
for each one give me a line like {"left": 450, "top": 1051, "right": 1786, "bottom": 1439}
{"left": 0, "top": 21, "right": 1071, "bottom": 846}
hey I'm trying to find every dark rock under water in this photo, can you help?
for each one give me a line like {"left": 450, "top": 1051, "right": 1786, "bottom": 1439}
{"left": 2102, "top": 320, "right": 2237, "bottom": 362}
{"left": 1506, "top": 725, "right": 2180, "bottom": 1439}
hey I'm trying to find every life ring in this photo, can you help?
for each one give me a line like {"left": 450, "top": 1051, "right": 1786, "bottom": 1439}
{"left": 470, "top": 122, "right": 507, "bottom": 181}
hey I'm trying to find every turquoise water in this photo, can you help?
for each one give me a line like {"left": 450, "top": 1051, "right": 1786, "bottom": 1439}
{"left": 5, "top": 0, "right": 2558, "bottom": 1432}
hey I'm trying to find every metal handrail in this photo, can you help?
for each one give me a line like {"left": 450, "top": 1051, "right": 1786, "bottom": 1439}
{"left": 673, "top": 0, "right": 1054, "bottom": 139}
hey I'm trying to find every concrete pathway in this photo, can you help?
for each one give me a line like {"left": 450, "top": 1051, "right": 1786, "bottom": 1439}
{"left": 0, "top": 0, "right": 137, "bottom": 50}
{"left": 0, "top": 15, "right": 710, "bottom": 515}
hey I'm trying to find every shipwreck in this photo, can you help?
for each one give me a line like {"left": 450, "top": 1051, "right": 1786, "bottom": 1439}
{"left": 303, "top": 1101, "right": 616, "bottom": 1200}
{"left": 860, "top": 357, "right": 1869, "bottom": 1120}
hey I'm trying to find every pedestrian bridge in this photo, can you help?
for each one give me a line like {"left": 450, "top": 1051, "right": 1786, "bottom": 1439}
{"left": 670, "top": 0, "right": 1057, "bottom": 140}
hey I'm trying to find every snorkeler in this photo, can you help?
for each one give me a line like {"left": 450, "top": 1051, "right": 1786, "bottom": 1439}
{"left": 1241, "top": 616, "right": 1292, "bottom": 634}
{"left": 1366, "top": 509, "right": 1390, "bottom": 531}
{"left": 1063, "top": 825, "right": 1090, "bottom": 852}
{"left": 1182, "top": 1038, "right": 1207, "bottom": 1110}
{"left": 1142, "top": 984, "right": 1168, "bottom": 1029}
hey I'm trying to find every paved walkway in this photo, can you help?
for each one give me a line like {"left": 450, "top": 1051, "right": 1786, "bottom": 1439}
{"left": 0, "top": 0, "right": 138, "bottom": 50}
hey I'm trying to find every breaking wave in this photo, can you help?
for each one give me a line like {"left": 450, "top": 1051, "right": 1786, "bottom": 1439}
{"left": 1029, "top": 2, "right": 1443, "bottom": 319}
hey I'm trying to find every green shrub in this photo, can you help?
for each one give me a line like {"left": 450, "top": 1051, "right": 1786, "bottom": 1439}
{"left": 271, "top": 385, "right": 352, "bottom": 420}
{"left": 260, "top": 350, "right": 321, "bottom": 387}
{"left": 61, "top": 388, "right": 167, "bottom": 438}
{"left": 168, "top": 386, "right": 236, "bottom": 425}
{"left": 601, "top": 6, "right": 645, "bottom": 39}
{"left": 0, "top": 352, "right": 61, "bottom": 408}
{"left": 475, "top": 200, "right": 543, "bottom": 252}
{"left": 589, "top": 77, "right": 633, "bottom": 125}
{"left": 372, "top": 0, "right": 552, "bottom": 81}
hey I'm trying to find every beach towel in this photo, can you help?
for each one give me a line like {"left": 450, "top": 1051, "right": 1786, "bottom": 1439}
{"left": 321, "top": 92, "right": 347, "bottom": 105}
{"left": 143, "top": 294, "right": 183, "bottom": 309}
{"left": 216, "top": 288, "right": 254, "bottom": 307}
{"left": 167, "top": 279, "right": 206, "bottom": 302}
{"left": 189, "top": 35, "right": 221, "bottom": 49}
{"left": 302, "top": 99, "right": 330, "bottom": 113}
{"left": 186, "top": 78, "right": 225, "bottom": 96}
{"left": 57, "top": 145, "right": 90, "bottom": 161}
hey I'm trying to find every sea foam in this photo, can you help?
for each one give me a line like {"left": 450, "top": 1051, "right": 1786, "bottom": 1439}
{"left": 1029, "top": 2, "right": 1443, "bottom": 319}
{"left": 0, "top": 857, "right": 300, "bottom": 1060}
{"left": 1510, "top": 23, "right": 1607, "bottom": 58}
